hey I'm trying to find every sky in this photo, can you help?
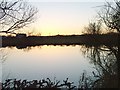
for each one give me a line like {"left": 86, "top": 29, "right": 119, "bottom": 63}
{"left": 24, "top": 0, "right": 112, "bottom": 36}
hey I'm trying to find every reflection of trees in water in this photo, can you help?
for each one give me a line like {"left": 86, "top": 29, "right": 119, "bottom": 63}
{"left": 1, "top": 45, "right": 119, "bottom": 89}
{"left": 22, "top": 46, "right": 42, "bottom": 52}
{"left": 0, "top": 49, "right": 11, "bottom": 85}
{"left": 22, "top": 47, "right": 33, "bottom": 52}
{"left": 0, "top": 49, "right": 8, "bottom": 89}
{"left": 81, "top": 45, "right": 119, "bottom": 88}
{"left": 0, "top": 49, "right": 8, "bottom": 63}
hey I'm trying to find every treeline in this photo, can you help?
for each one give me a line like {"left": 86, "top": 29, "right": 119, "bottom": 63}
{"left": 1, "top": 33, "right": 119, "bottom": 49}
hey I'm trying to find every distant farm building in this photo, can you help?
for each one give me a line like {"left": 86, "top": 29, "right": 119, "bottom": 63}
{"left": 16, "top": 34, "right": 26, "bottom": 38}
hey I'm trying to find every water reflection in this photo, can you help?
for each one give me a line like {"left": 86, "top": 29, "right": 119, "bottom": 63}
{"left": 1, "top": 45, "right": 119, "bottom": 89}
{"left": 81, "top": 45, "right": 119, "bottom": 88}
{"left": 2, "top": 45, "right": 94, "bottom": 88}
{"left": 0, "top": 49, "right": 8, "bottom": 89}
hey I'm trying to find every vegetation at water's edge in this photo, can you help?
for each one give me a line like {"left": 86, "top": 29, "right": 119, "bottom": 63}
{"left": 2, "top": 70, "right": 118, "bottom": 89}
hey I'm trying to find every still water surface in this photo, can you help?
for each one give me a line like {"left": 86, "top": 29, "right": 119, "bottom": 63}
{"left": 2, "top": 45, "right": 94, "bottom": 85}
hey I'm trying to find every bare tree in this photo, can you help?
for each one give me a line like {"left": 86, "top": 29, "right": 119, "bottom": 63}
{"left": 0, "top": 0, "right": 37, "bottom": 34}
{"left": 82, "top": 21, "right": 102, "bottom": 34}
{"left": 98, "top": 0, "right": 120, "bottom": 33}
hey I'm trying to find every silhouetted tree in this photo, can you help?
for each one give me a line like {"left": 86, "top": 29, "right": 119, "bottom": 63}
{"left": 98, "top": 0, "right": 120, "bottom": 33}
{"left": 98, "top": 1, "right": 120, "bottom": 87}
{"left": 83, "top": 21, "right": 102, "bottom": 34}
{"left": 0, "top": 0, "right": 37, "bottom": 34}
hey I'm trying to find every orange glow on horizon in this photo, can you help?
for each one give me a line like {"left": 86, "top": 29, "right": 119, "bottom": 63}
{"left": 19, "top": 2, "right": 104, "bottom": 36}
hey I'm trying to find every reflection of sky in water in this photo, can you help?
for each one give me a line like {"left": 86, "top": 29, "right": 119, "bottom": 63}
{"left": 2, "top": 46, "right": 94, "bottom": 85}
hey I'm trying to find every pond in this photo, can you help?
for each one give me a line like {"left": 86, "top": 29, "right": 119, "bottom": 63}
{"left": 1, "top": 45, "right": 119, "bottom": 88}
{"left": 1, "top": 45, "right": 94, "bottom": 86}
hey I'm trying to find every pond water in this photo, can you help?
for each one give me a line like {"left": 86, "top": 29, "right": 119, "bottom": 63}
{"left": 1, "top": 45, "right": 95, "bottom": 86}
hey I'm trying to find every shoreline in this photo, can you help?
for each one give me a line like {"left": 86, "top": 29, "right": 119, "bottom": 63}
{"left": 1, "top": 33, "right": 119, "bottom": 49}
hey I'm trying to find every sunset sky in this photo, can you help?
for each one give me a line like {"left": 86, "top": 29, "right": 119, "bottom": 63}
{"left": 26, "top": 0, "right": 112, "bottom": 36}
